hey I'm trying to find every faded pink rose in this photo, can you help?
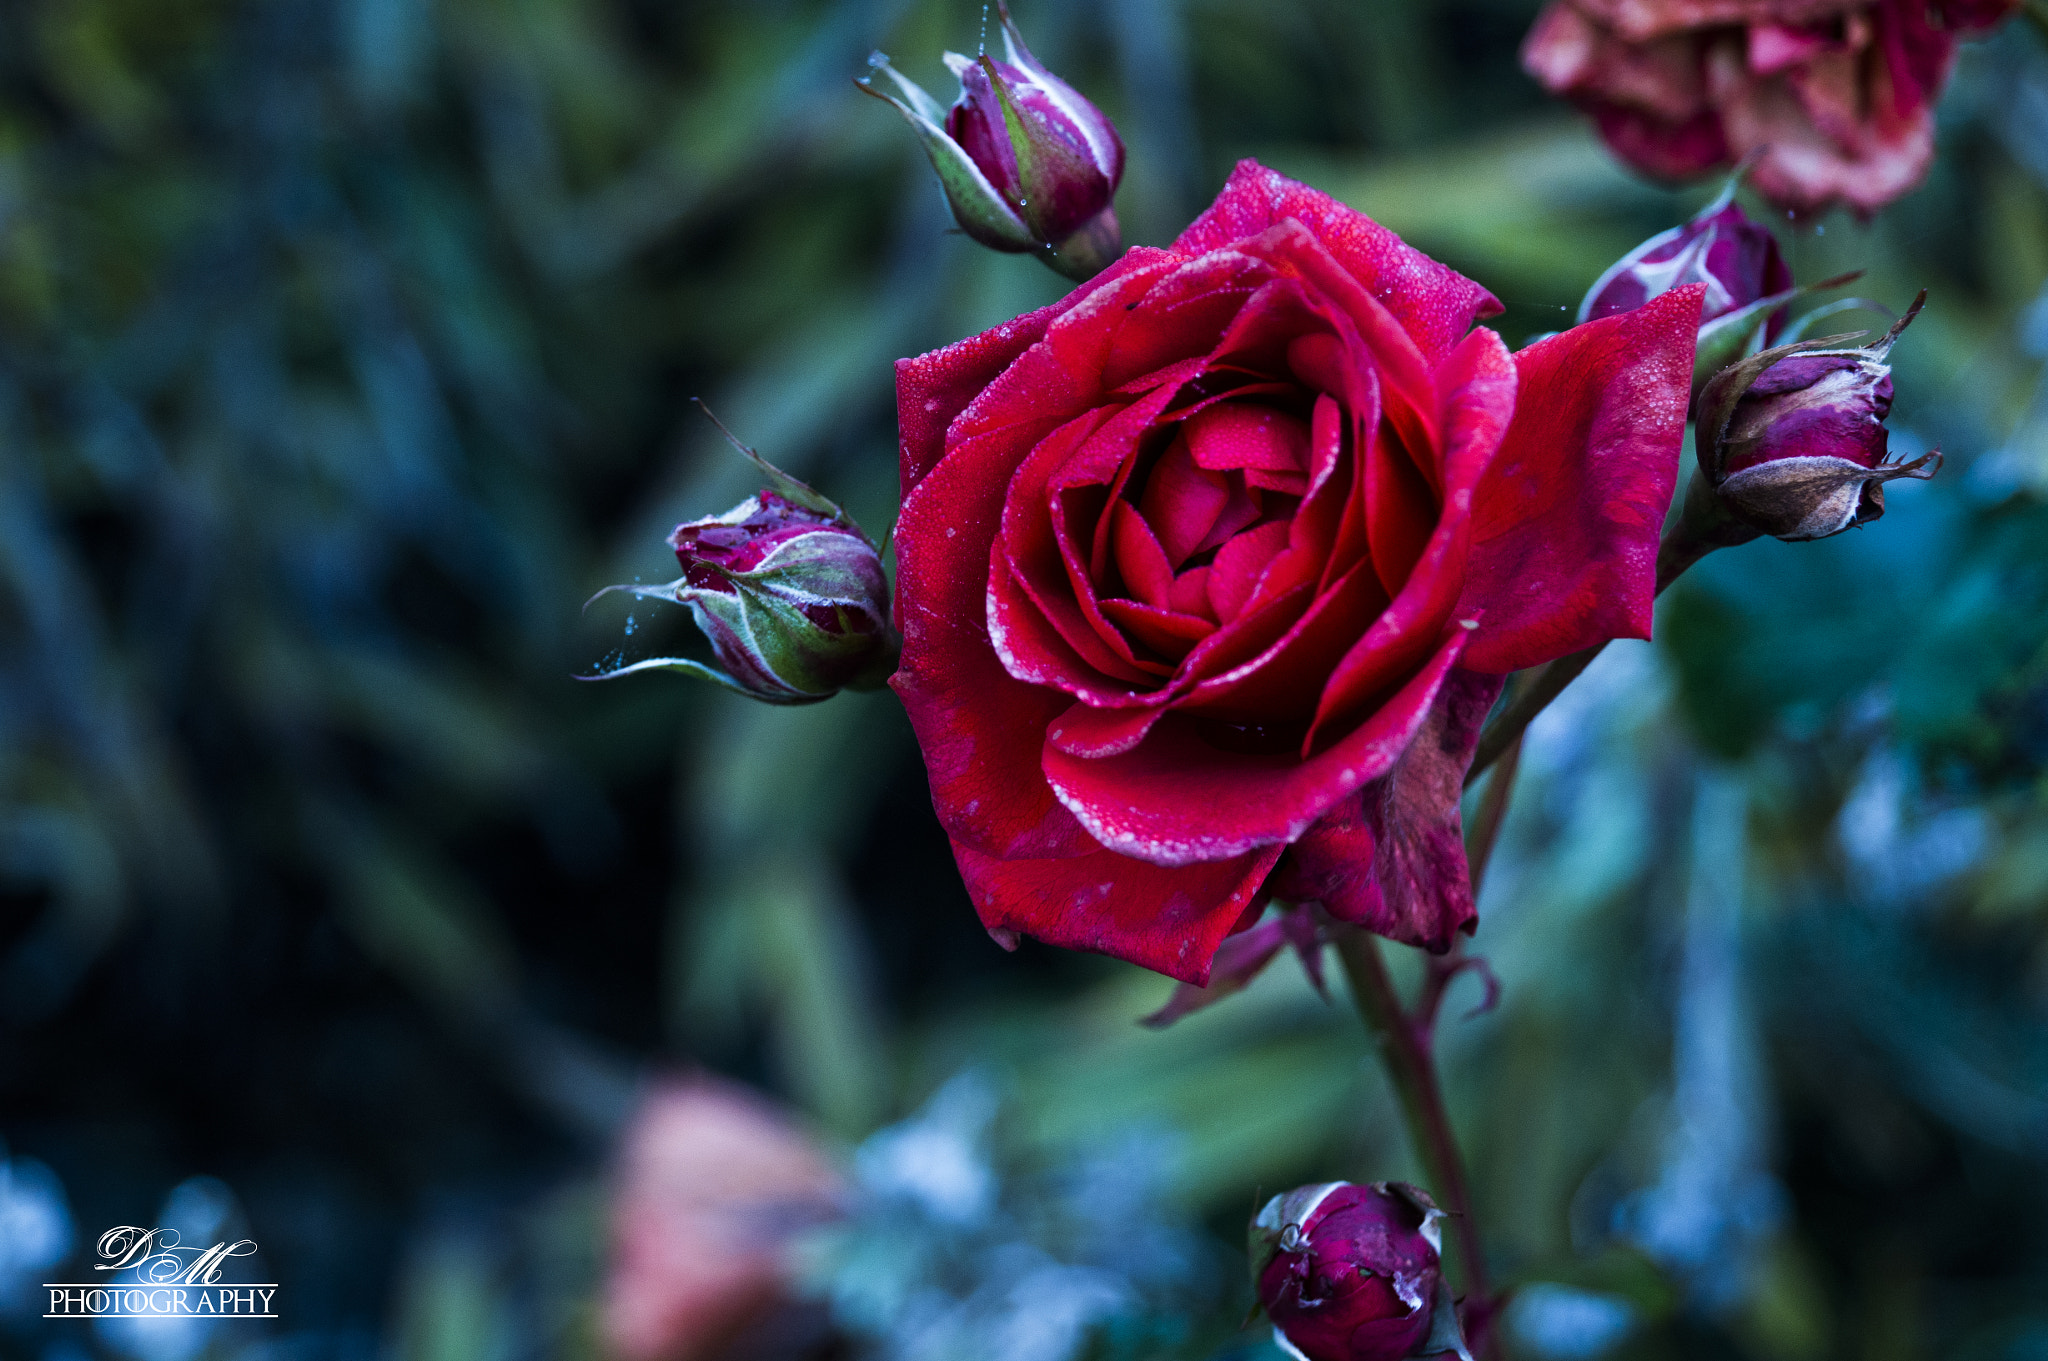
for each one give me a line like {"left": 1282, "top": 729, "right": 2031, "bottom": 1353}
{"left": 1523, "top": 0, "right": 2020, "bottom": 214}
{"left": 602, "top": 1079, "right": 841, "bottom": 1361}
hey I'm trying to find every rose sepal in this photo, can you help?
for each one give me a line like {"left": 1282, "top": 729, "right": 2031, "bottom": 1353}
{"left": 1411, "top": 1279, "right": 1477, "bottom": 1361}
{"left": 1690, "top": 270, "right": 1864, "bottom": 397}
{"left": 1248, "top": 1182, "right": 1350, "bottom": 1279}
{"left": 857, "top": 56, "right": 1038, "bottom": 253}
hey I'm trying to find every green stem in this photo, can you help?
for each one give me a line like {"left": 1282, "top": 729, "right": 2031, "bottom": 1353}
{"left": 1464, "top": 734, "right": 1523, "bottom": 897}
{"left": 1334, "top": 929, "right": 1493, "bottom": 1314}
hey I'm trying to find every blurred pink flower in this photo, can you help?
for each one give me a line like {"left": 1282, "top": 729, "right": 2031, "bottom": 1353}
{"left": 1523, "top": 0, "right": 2019, "bottom": 214}
{"left": 602, "top": 1078, "right": 842, "bottom": 1361}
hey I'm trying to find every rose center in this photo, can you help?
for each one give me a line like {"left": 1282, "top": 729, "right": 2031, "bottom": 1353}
{"left": 1090, "top": 399, "right": 1310, "bottom": 662}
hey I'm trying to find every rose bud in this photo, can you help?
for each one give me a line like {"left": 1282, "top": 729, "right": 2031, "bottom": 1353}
{"left": 587, "top": 420, "right": 898, "bottom": 703}
{"left": 858, "top": 0, "right": 1123, "bottom": 281}
{"left": 1250, "top": 1182, "right": 1446, "bottom": 1361}
{"left": 1581, "top": 176, "right": 1790, "bottom": 335}
{"left": 1580, "top": 172, "right": 1865, "bottom": 397}
{"left": 1692, "top": 292, "right": 1940, "bottom": 543}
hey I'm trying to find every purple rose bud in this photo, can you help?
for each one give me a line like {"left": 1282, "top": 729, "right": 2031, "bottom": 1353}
{"left": 587, "top": 417, "right": 898, "bottom": 703}
{"left": 1581, "top": 185, "right": 1792, "bottom": 336}
{"left": 1250, "top": 1182, "right": 1445, "bottom": 1361}
{"left": 1693, "top": 292, "right": 1941, "bottom": 543}
{"left": 858, "top": 1, "right": 1123, "bottom": 281}
{"left": 1576, "top": 171, "right": 1874, "bottom": 400}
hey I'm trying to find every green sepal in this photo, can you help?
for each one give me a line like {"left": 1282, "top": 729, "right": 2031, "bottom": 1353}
{"left": 977, "top": 53, "right": 1099, "bottom": 246}
{"left": 1248, "top": 1182, "right": 1346, "bottom": 1284}
{"left": 1778, "top": 296, "right": 1895, "bottom": 345}
{"left": 573, "top": 654, "right": 826, "bottom": 705}
{"left": 856, "top": 58, "right": 1036, "bottom": 253}
{"left": 692, "top": 400, "right": 865, "bottom": 533}
{"left": 1691, "top": 270, "right": 1863, "bottom": 396}
{"left": 1412, "top": 1282, "right": 1476, "bottom": 1361}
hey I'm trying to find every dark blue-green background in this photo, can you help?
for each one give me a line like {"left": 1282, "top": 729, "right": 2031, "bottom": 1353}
{"left": 2, "top": 2, "right": 2046, "bottom": 1358}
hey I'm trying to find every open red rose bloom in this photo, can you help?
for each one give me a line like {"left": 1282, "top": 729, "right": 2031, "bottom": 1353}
{"left": 892, "top": 163, "right": 1702, "bottom": 984}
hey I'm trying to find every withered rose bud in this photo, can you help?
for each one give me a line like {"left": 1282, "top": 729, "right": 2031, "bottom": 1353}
{"left": 588, "top": 421, "right": 898, "bottom": 703}
{"left": 1250, "top": 1182, "right": 1446, "bottom": 1361}
{"left": 1692, "top": 293, "right": 1940, "bottom": 543}
{"left": 858, "top": 1, "right": 1123, "bottom": 281}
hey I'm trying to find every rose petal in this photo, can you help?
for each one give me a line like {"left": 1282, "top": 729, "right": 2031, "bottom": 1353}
{"left": 1170, "top": 161, "right": 1502, "bottom": 365}
{"left": 950, "top": 837, "right": 1286, "bottom": 985}
{"left": 1193, "top": 480, "right": 1266, "bottom": 559}
{"left": 1565, "top": 0, "right": 1861, "bottom": 44}
{"left": 1139, "top": 435, "right": 1234, "bottom": 566}
{"left": 897, "top": 303, "right": 1063, "bottom": 496}
{"left": 1458, "top": 283, "right": 1703, "bottom": 674}
{"left": 1363, "top": 420, "right": 1440, "bottom": 600}
{"left": 1002, "top": 393, "right": 1183, "bottom": 680}
{"left": 996, "top": 408, "right": 1160, "bottom": 683}
{"left": 1177, "top": 558, "right": 1390, "bottom": 723}
{"left": 1206, "top": 519, "right": 1293, "bottom": 624}
{"left": 1521, "top": 7, "right": 1733, "bottom": 181}
{"left": 1282, "top": 666, "right": 1505, "bottom": 950}
{"left": 1103, "top": 248, "right": 1277, "bottom": 392}
{"left": 942, "top": 252, "right": 1175, "bottom": 466}
{"left": 988, "top": 551, "right": 1166, "bottom": 706}
{"left": 1047, "top": 697, "right": 1170, "bottom": 758}
{"left": 1043, "top": 630, "right": 1467, "bottom": 866}
{"left": 1184, "top": 402, "right": 1312, "bottom": 475}
{"left": 892, "top": 434, "right": 1094, "bottom": 861}
{"left": 1111, "top": 499, "right": 1176, "bottom": 609}
{"left": 1098, "top": 597, "right": 1216, "bottom": 659}
{"left": 1168, "top": 564, "right": 1216, "bottom": 619}
{"left": 1245, "top": 222, "right": 1443, "bottom": 491}
{"left": 1309, "top": 327, "right": 1518, "bottom": 747}
{"left": 1172, "top": 580, "right": 1319, "bottom": 693}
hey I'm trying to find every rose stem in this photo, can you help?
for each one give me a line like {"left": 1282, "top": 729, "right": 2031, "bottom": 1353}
{"left": 1337, "top": 726, "right": 1528, "bottom": 1355}
{"left": 1335, "top": 929, "right": 1495, "bottom": 1322}
{"left": 1463, "top": 733, "right": 1522, "bottom": 895}
{"left": 1465, "top": 503, "right": 1724, "bottom": 786}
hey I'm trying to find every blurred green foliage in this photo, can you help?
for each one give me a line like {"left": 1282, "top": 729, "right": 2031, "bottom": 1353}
{"left": 1, "top": 0, "right": 2047, "bottom": 1359}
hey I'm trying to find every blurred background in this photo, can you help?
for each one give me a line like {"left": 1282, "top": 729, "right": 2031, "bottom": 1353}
{"left": 1, "top": 1, "right": 2046, "bottom": 1358}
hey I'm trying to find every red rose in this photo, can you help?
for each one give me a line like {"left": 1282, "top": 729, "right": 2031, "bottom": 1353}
{"left": 891, "top": 162, "right": 1702, "bottom": 984}
{"left": 1523, "top": 0, "right": 2019, "bottom": 215}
